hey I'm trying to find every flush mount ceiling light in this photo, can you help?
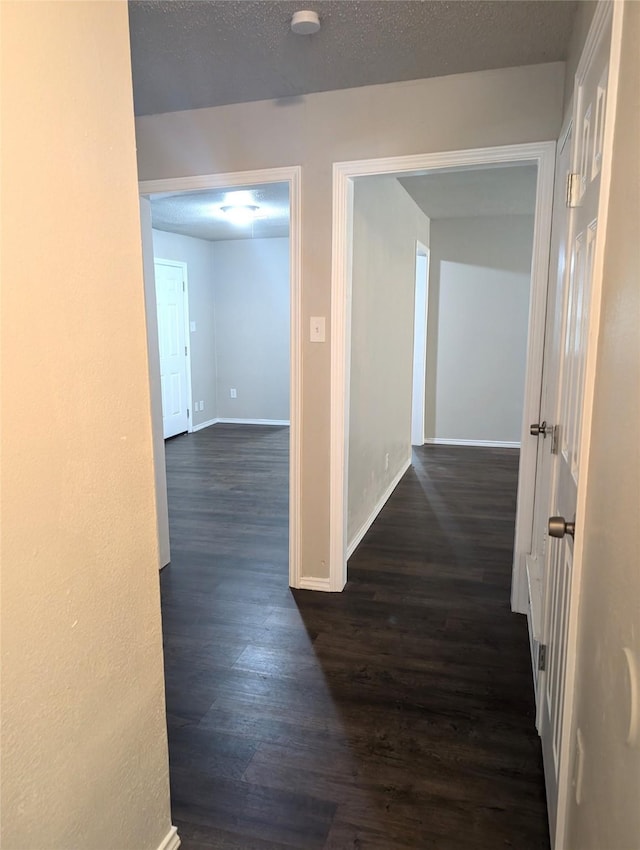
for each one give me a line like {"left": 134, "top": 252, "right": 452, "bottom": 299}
{"left": 291, "top": 10, "right": 320, "bottom": 35}
{"left": 220, "top": 204, "right": 260, "bottom": 226}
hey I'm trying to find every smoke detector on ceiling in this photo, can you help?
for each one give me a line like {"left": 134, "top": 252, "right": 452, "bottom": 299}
{"left": 291, "top": 10, "right": 320, "bottom": 35}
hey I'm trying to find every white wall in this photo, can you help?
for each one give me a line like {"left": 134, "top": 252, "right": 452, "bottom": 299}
{"left": 213, "top": 238, "right": 290, "bottom": 421}
{"left": 136, "top": 62, "right": 566, "bottom": 580}
{"left": 566, "top": 3, "right": 640, "bottom": 847}
{"left": 348, "top": 177, "right": 430, "bottom": 545}
{"left": 426, "top": 215, "right": 534, "bottom": 445}
{"left": 152, "top": 229, "right": 217, "bottom": 428}
{"left": 1, "top": 3, "right": 172, "bottom": 849}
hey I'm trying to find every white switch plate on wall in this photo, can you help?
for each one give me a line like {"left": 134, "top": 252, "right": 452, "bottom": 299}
{"left": 310, "top": 316, "right": 326, "bottom": 343}
{"left": 190, "top": 321, "right": 196, "bottom": 332}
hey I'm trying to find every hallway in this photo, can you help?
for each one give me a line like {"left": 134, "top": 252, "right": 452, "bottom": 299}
{"left": 161, "top": 427, "right": 548, "bottom": 849}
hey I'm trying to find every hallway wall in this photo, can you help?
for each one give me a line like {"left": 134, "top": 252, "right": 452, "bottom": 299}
{"left": 1, "top": 3, "right": 172, "bottom": 849}
{"left": 348, "top": 176, "right": 430, "bottom": 546}
{"left": 136, "top": 61, "right": 566, "bottom": 580}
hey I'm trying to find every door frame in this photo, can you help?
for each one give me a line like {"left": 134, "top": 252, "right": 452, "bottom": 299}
{"left": 139, "top": 166, "right": 303, "bottom": 589}
{"left": 154, "top": 257, "right": 193, "bottom": 436}
{"left": 411, "top": 241, "right": 430, "bottom": 447}
{"left": 329, "top": 142, "right": 556, "bottom": 593}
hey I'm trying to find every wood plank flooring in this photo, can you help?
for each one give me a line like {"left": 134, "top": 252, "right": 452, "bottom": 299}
{"left": 161, "top": 425, "right": 549, "bottom": 850}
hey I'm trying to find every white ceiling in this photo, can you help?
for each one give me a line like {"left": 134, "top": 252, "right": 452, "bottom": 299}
{"left": 150, "top": 182, "right": 290, "bottom": 241}
{"left": 398, "top": 165, "right": 538, "bottom": 220}
{"left": 128, "top": 0, "right": 577, "bottom": 116}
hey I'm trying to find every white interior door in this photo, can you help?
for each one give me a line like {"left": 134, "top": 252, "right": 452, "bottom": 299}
{"left": 155, "top": 259, "right": 189, "bottom": 439}
{"left": 539, "top": 10, "right": 614, "bottom": 843}
{"left": 411, "top": 245, "right": 429, "bottom": 446}
{"left": 525, "top": 124, "right": 573, "bottom": 697}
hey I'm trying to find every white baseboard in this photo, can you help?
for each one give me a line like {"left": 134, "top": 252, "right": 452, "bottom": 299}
{"left": 297, "top": 576, "right": 332, "bottom": 592}
{"left": 156, "top": 826, "right": 180, "bottom": 850}
{"left": 346, "top": 456, "right": 411, "bottom": 559}
{"left": 191, "top": 417, "right": 290, "bottom": 431}
{"left": 217, "top": 418, "right": 290, "bottom": 426}
{"left": 191, "top": 417, "right": 220, "bottom": 432}
{"left": 424, "top": 437, "right": 520, "bottom": 449}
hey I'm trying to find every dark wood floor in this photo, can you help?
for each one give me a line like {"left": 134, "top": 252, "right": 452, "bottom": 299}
{"left": 161, "top": 425, "right": 549, "bottom": 850}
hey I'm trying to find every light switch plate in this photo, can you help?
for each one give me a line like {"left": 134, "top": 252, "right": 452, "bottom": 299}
{"left": 190, "top": 321, "right": 196, "bottom": 332}
{"left": 310, "top": 316, "right": 326, "bottom": 343}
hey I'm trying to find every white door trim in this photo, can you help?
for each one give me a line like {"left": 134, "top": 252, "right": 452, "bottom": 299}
{"left": 411, "top": 241, "right": 430, "bottom": 447}
{"left": 139, "top": 166, "right": 302, "bottom": 589}
{"left": 329, "top": 142, "right": 556, "bottom": 593}
{"left": 154, "top": 257, "right": 193, "bottom": 435}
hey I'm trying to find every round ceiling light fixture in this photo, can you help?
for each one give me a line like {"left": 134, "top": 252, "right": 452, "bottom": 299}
{"left": 220, "top": 204, "right": 260, "bottom": 226}
{"left": 291, "top": 10, "right": 320, "bottom": 35}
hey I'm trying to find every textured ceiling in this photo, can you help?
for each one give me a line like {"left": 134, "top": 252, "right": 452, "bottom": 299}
{"left": 150, "top": 182, "right": 290, "bottom": 241}
{"left": 128, "top": 0, "right": 577, "bottom": 116}
{"left": 399, "top": 164, "right": 538, "bottom": 220}
{"left": 150, "top": 167, "right": 536, "bottom": 242}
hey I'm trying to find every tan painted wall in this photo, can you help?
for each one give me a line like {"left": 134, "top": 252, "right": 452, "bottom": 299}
{"left": 0, "top": 3, "right": 172, "bottom": 848}
{"left": 136, "top": 62, "right": 565, "bottom": 579}
{"left": 566, "top": 3, "right": 640, "bottom": 847}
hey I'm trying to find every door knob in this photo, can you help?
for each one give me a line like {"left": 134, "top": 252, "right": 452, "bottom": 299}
{"left": 548, "top": 516, "right": 575, "bottom": 539}
{"left": 531, "top": 421, "right": 548, "bottom": 437}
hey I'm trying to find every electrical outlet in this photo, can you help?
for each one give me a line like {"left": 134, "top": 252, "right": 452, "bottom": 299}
{"left": 385, "top": 452, "right": 390, "bottom": 471}
{"left": 230, "top": 388, "right": 237, "bottom": 399}
{"left": 199, "top": 400, "right": 204, "bottom": 411}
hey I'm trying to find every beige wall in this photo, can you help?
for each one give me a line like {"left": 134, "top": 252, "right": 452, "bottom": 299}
{"left": 136, "top": 62, "right": 565, "bottom": 579}
{"left": 348, "top": 177, "right": 430, "bottom": 544}
{"left": 566, "top": 3, "right": 640, "bottom": 847}
{"left": 0, "top": 3, "right": 173, "bottom": 849}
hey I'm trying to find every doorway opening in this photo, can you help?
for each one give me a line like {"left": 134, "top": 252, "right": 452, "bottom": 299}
{"left": 139, "top": 166, "right": 302, "bottom": 587}
{"left": 329, "top": 143, "right": 556, "bottom": 596}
